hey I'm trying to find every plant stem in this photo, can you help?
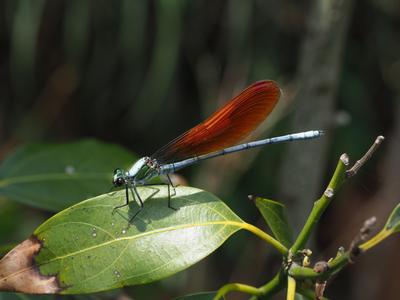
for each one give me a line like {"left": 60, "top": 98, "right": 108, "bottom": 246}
{"left": 297, "top": 286, "right": 329, "bottom": 300}
{"left": 286, "top": 276, "right": 296, "bottom": 300}
{"left": 288, "top": 252, "right": 350, "bottom": 280}
{"left": 346, "top": 135, "right": 385, "bottom": 177}
{"left": 242, "top": 222, "right": 288, "bottom": 255}
{"left": 213, "top": 272, "right": 286, "bottom": 300}
{"left": 249, "top": 272, "right": 285, "bottom": 300}
{"left": 218, "top": 137, "right": 386, "bottom": 299}
{"left": 359, "top": 229, "right": 392, "bottom": 251}
{"left": 289, "top": 211, "right": 397, "bottom": 281}
{"left": 290, "top": 154, "right": 349, "bottom": 253}
{"left": 213, "top": 283, "right": 263, "bottom": 300}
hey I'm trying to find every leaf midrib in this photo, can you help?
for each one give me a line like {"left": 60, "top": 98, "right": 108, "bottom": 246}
{"left": 70, "top": 222, "right": 233, "bottom": 290}
{"left": 0, "top": 221, "right": 244, "bottom": 284}
{"left": 39, "top": 220, "right": 245, "bottom": 264}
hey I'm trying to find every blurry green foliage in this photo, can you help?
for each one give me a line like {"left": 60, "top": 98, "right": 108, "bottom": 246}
{"left": 0, "top": 139, "right": 136, "bottom": 211}
{"left": 0, "top": 0, "right": 398, "bottom": 299}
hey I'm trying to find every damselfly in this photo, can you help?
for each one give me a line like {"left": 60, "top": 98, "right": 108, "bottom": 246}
{"left": 113, "top": 80, "right": 323, "bottom": 221}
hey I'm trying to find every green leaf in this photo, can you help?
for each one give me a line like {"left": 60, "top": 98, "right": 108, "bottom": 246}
{"left": 15, "top": 186, "right": 243, "bottom": 294}
{"left": 360, "top": 203, "right": 400, "bottom": 251}
{"left": 0, "top": 293, "right": 53, "bottom": 300}
{"left": 384, "top": 203, "right": 400, "bottom": 233}
{"left": 0, "top": 139, "right": 136, "bottom": 211}
{"left": 174, "top": 292, "right": 217, "bottom": 300}
{"left": 254, "top": 197, "right": 293, "bottom": 247}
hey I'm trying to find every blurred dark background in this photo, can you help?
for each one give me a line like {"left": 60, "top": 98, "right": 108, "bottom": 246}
{"left": 0, "top": 0, "right": 399, "bottom": 299}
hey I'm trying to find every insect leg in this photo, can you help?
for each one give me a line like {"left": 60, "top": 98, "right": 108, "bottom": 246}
{"left": 166, "top": 174, "right": 178, "bottom": 210}
{"left": 112, "top": 182, "right": 131, "bottom": 213}
{"left": 128, "top": 184, "right": 144, "bottom": 222}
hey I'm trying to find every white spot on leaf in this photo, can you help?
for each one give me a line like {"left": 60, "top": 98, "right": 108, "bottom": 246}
{"left": 114, "top": 270, "right": 121, "bottom": 278}
{"left": 64, "top": 165, "right": 75, "bottom": 174}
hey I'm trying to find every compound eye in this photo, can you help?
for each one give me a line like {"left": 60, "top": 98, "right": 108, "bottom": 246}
{"left": 113, "top": 177, "right": 125, "bottom": 187}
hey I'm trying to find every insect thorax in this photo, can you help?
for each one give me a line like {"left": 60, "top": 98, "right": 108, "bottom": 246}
{"left": 128, "top": 157, "right": 160, "bottom": 183}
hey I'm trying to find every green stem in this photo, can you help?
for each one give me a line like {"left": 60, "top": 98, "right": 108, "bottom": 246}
{"left": 286, "top": 276, "right": 296, "bottom": 300}
{"left": 297, "top": 286, "right": 329, "bottom": 300}
{"left": 213, "top": 283, "right": 262, "bottom": 300}
{"left": 359, "top": 229, "right": 392, "bottom": 251}
{"left": 288, "top": 252, "right": 350, "bottom": 280}
{"left": 242, "top": 222, "right": 288, "bottom": 255}
{"left": 215, "top": 274, "right": 284, "bottom": 300}
{"left": 290, "top": 154, "right": 349, "bottom": 253}
{"left": 249, "top": 271, "right": 285, "bottom": 300}
{"left": 289, "top": 219, "right": 397, "bottom": 281}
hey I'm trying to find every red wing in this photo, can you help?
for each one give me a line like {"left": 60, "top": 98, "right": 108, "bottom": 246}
{"left": 152, "top": 80, "right": 281, "bottom": 163}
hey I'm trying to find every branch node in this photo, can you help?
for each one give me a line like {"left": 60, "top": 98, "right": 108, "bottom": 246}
{"left": 340, "top": 153, "right": 350, "bottom": 165}
{"left": 336, "top": 246, "right": 345, "bottom": 257}
{"left": 324, "top": 188, "right": 334, "bottom": 198}
{"left": 375, "top": 135, "right": 385, "bottom": 144}
{"left": 349, "top": 216, "right": 377, "bottom": 262}
{"left": 313, "top": 261, "right": 329, "bottom": 274}
{"left": 313, "top": 261, "right": 329, "bottom": 300}
{"left": 346, "top": 135, "right": 385, "bottom": 178}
